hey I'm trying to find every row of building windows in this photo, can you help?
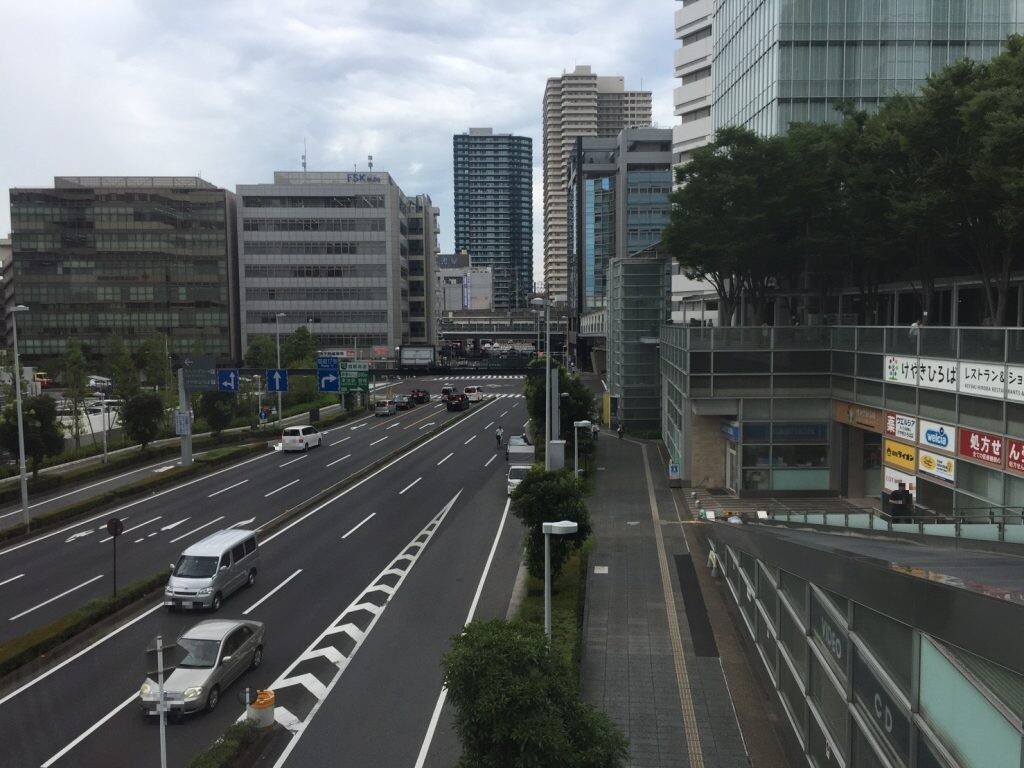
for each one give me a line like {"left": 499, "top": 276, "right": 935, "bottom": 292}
{"left": 246, "top": 311, "right": 387, "bottom": 324}
{"left": 241, "top": 217, "right": 385, "bottom": 233}
{"left": 245, "top": 287, "right": 387, "bottom": 302}
{"left": 242, "top": 241, "right": 386, "bottom": 255}
{"left": 241, "top": 195, "right": 385, "bottom": 209}
{"left": 244, "top": 264, "right": 387, "bottom": 279}
{"left": 248, "top": 332, "right": 389, "bottom": 347}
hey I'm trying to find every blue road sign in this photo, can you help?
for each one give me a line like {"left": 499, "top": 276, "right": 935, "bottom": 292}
{"left": 318, "top": 369, "right": 340, "bottom": 392}
{"left": 316, "top": 356, "right": 340, "bottom": 370}
{"left": 217, "top": 369, "right": 240, "bottom": 392}
{"left": 266, "top": 369, "right": 289, "bottom": 392}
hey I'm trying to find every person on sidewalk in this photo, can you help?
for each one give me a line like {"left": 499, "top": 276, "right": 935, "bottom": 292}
{"left": 617, "top": 423, "right": 624, "bottom": 440}
{"left": 591, "top": 422, "right": 599, "bottom": 442}
{"left": 889, "top": 482, "right": 913, "bottom": 519}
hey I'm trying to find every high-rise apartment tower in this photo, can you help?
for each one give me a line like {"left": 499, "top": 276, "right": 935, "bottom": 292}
{"left": 542, "top": 65, "right": 651, "bottom": 304}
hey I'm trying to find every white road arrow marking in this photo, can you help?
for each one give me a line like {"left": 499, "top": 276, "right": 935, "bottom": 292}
{"left": 152, "top": 465, "right": 175, "bottom": 474}
{"left": 160, "top": 518, "right": 191, "bottom": 531}
{"left": 418, "top": 422, "right": 435, "bottom": 430}
{"left": 229, "top": 517, "right": 257, "bottom": 528}
{"left": 65, "top": 530, "right": 95, "bottom": 543}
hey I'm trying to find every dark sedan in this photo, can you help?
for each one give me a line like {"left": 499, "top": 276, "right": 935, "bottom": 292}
{"left": 395, "top": 394, "right": 415, "bottom": 410}
{"left": 410, "top": 388, "right": 430, "bottom": 404}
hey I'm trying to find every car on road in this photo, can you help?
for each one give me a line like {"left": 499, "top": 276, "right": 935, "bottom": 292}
{"left": 410, "top": 388, "right": 430, "bottom": 404}
{"left": 139, "top": 619, "right": 265, "bottom": 717}
{"left": 88, "top": 375, "right": 112, "bottom": 390}
{"left": 507, "top": 464, "right": 532, "bottom": 495}
{"left": 374, "top": 399, "right": 397, "bottom": 416}
{"left": 440, "top": 384, "right": 457, "bottom": 402}
{"left": 506, "top": 435, "right": 534, "bottom": 462}
{"left": 395, "top": 394, "right": 415, "bottom": 410}
{"left": 446, "top": 392, "right": 470, "bottom": 411}
{"left": 165, "top": 529, "right": 260, "bottom": 611}
{"left": 33, "top": 371, "right": 53, "bottom": 388}
{"left": 464, "top": 385, "right": 483, "bottom": 402}
{"left": 281, "top": 425, "right": 322, "bottom": 451}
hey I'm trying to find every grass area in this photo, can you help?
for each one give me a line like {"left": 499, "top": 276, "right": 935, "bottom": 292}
{"left": 516, "top": 539, "right": 592, "bottom": 675}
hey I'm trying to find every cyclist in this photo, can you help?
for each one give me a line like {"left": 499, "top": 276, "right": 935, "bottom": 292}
{"left": 495, "top": 425, "right": 504, "bottom": 448}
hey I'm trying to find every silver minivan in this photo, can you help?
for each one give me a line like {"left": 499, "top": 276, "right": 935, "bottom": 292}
{"left": 165, "top": 529, "right": 260, "bottom": 611}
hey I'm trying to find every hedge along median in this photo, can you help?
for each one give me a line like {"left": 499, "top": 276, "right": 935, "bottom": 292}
{"left": 0, "top": 442, "right": 269, "bottom": 547}
{"left": 0, "top": 405, "right": 478, "bottom": 689}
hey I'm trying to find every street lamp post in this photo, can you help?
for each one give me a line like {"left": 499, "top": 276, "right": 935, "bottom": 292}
{"left": 573, "top": 420, "right": 592, "bottom": 477}
{"left": 531, "top": 297, "right": 552, "bottom": 471}
{"left": 275, "top": 312, "right": 286, "bottom": 428}
{"left": 542, "top": 520, "right": 579, "bottom": 640}
{"left": 10, "top": 305, "right": 30, "bottom": 530}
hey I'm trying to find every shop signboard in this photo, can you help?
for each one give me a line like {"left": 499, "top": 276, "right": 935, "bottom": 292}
{"left": 884, "top": 356, "right": 957, "bottom": 392}
{"left": 1008, "top": 439, "right": 1024, "bottom": 475}
{"left": 883, "top": 467, "right": 916, "bottom": 495}
{"left": 1007, "top": 366, "right": 1024, "bottom": 403}
{"left": 958, "top": 361, "right": 1006, "bottom": 399}
{"left": 884, "top": 412, "right": 917, "bottom": 442}
{"left": 884, "top": 439, "right": 917, "bottom": 473}
{"left": 958, "top": 427, "right": 1004, "bottom": 467}
{"left": 918, "top": 449, "right": 955, "bottom": 483}
{"left": 918, "top": 419, "right": 955, "bottom": 453}
{"left": 832, "top": 401, "right": 883, "bottom": 433}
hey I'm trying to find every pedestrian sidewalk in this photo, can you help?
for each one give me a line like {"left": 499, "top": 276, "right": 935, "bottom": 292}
{"left": 580, "top": 431, "right": 760, "bottom": 768}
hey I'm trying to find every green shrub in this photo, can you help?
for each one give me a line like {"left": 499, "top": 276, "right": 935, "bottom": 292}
{"left": 187, "top": 722, "right": 260, "bottom": 768}
{"left": 511, "top": 469, "right": 591, "bottom": 579}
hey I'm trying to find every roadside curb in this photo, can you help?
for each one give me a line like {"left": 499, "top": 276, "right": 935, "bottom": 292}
{"left": 505, "top": 561, "right": 529, "bottom": 621}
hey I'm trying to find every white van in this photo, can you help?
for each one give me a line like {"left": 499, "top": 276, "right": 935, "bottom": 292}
{"left": 507, "top": 464, "right": 532, "bottom": 495}
{"left": 281, "top": 425, "right": 322, "bottom": 451}
{"left": 165, "top": 529, "right": 260, "bottom": 611}
{"left": 464, "top": 385, "right": 483, "bottom": 402}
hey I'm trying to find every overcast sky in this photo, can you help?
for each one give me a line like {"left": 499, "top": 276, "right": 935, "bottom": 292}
{"left": 0, "top": 0, "right": 677, "bottom": 283}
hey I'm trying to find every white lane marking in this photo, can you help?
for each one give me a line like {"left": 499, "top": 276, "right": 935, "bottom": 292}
{"left": 99, "top": 516, "right": 161, "bottom": 543}
{"left": 9, "top": 574, "right": 104, "bottom": 621}
{"left": 206, "top": 481, "right": 248, "bottom": 499}
{"left": 418, "top": 422, "right": 435, "bottom": 430}
{"left": 326, "top": 454, "right": 351, "bottom": 468}
{"left": 242, "top": 569, "right": 303, "bottom": 616}
{"left": 152, "top": 465, "right": 175, "bottom": 474}
{"left": 279, "top": 455, "right": 307, "bottom": 467}
{"left": 65, "top": 530, "right": 94, "bottom": 543}
{"left": 0, "top": 573, "right": 25, "bottom": 587}
{"left": 399, "top": 477, "right": 422, "bottom": 495}
{"left": 341, "top": 513, "right": 375, "bottom": 540}
{"left": 329, "top": 437, "right": 350, "bottom": 447}
{"left": 464, "top": 435, "right": 476, "bottom": 445}
{"left": 41, "top": 691, "right": 137, "bottom": 767}
{"left": 229, "top": 517, "right": 257, "bottom": 529}
{"left": 169, "top": 515, "right": 225, "bottom": 544}
{"left": 485, "top": 454, "right": 497, "bottom": 467}
{"left": 370, "top": 437, "right": 387, "bottom": 446}
{"left": 134, "top": 538, "right": 144, "bottom": 544}
{"left": 386, "top": 423, "right": 401, "bottom": 430}
{"left": 484, "top": 421, "right": 494, "bottom": 429}
{"left": 147, "top": 532, "right": 157, "bottom": 538}
{"left": 269, "top": 492, "right": 462, "bottom": 768}
{"left": 350, "top": 423, "right": 366, "bottom": 431}
{"left": 433, "top": 403, "right": 444, "bottom": 409}
{"left": 437, "top": 452, "right": 454, "bottom": 466}
{"left": 0, "top": 451, "right": 272, "bottom": 558}
{"left": 500, "top": 410, "right": 509, "bottom": 417}
{"left": 414, "top": 496, "right": 513, "bottom": 767}
{"left": 160, "top": 518, "right": 190, "bottom": 531}
{"left": 265, "top": 479, "right": 301, "bottom": 498}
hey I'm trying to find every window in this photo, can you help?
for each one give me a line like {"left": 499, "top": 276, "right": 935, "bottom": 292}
{"left": 231, "top": 544, "right": 245, "bottom": 562}
{"left": 219, "top": 553, "right": 230, "bottom": 569}
{"left": 243, "top": 538, "right": 256, "bottom": 556}
{"left": 852, "top": 605, "right": 912, "bottom": 695}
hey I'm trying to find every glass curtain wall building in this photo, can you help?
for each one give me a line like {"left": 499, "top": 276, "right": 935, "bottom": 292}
{"left": 453, "top": 128, "right": 532, "bottom": 311}
{"left": 713, "top": 0, "right": 1024, "bottom": 135}
{"left": 8, "top": 176, "right": 238, "bottom": 363}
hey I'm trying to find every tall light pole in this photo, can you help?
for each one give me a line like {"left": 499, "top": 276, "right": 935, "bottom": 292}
{"left": 10, "top": 305, "right": 30, "bottom": 529}
{"left": 561, "top": 315, "right": 568, "bottom": 368}
{"left": 275, "top": 312, "right": 286, "bottom": 427}
{"left": 542, "top": 520, "right": 578, "bottom": 639}
{"left": 531, "top": 297, "right": 551, "bottom": 470}
{"left": 573, "top": 420, "right": 592, "bottom": 477}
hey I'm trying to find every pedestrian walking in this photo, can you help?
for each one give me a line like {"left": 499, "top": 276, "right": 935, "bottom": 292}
{"left": 617, "top": 423, "right": 624, "bottom": 440}
{"left": 591, "top": 422, "right": 599, "bottom": 442}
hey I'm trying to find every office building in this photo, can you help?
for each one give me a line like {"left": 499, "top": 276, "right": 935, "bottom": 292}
{"left": 437, "top": 250, "right": 494, "bottom": 313}
{"left": 673, "top": 0, "right": 714, "bottom": 165}
{"left": 714, "top": 0, "right": 1024, "bottom": 136}
{"left": 237, "top": 171, "right": 437, "bottom": 361}
{"left": 8, "top": 176, "right": 238, "bottom": 363}
{"left": 542, "top": 65, "right": 652, "bottom": 304}
{"left": 453, "top": 128, "right": 532, "bottom": 311}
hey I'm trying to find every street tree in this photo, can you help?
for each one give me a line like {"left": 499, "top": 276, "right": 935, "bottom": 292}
{"left": 105, "top": 337, "right": 140, "bottom": 401}
{"left": 281, "top": 326, "right": 317, "bottom": 367}
{"left": 511, "top": 469, "right": 590, "bottom": 580}
{"left": 0, "top": 396, "right": 65, "bottom": 478}
{"left": 442, "top": 619, "right": 628, "bottom": 768}
{"left": 244, "top": 336, "right": 278, "bottom": 369}
{"left": 120, "top": 393, "right": 165, "bottom": 451}
{"left": 198, "top": 392, "right": 234, "bottom": 436}
{"left": 61, "top": 338, "right": 90, "bottom": 449}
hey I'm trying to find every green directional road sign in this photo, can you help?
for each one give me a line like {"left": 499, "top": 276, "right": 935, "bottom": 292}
{"left": 339, "top": 372, "right": 369, "bottom": 392}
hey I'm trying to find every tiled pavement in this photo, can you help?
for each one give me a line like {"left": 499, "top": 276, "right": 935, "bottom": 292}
{"left": 580, "top": 431, "right": 751, "bottom": 768}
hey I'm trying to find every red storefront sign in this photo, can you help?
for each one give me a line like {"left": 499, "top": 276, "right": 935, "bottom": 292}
{"left": 1007, "top": 438, "right": 1024, "bottom": 475}
{"left": 958, "top": 427, "right": 1004, "bottom": 467}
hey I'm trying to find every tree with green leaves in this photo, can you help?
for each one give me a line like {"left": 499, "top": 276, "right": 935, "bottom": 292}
{"left": 511, "top": 469, "right": 591, "bottom": 580}
{"left": 0, "top": 396, "right": 65, "bottom": 478}
{"left": 522, "top": 359, "right": 595, "bottom": 447}
{"left": 441, "top": 619, "right": 628, "bottom": 768}
{"left": 105, "top": 337, "right": 140, "bottom": 402}
{"left": 244, "top": 336, "right": 279, "bottom": 369}
{"left": 281, "top": 326, "right": 317, "bottom": 367}
{"left": 120, "top": 393, "right": 165, "bottom": 452}
{"left": 134, "top": 334, "right": 170, "bottom": 392}
{"left": 61, "top": 339, "right": 90, "bottom": 449}
{"left": 198, "top": 392, "right": 234, "bottom": 437}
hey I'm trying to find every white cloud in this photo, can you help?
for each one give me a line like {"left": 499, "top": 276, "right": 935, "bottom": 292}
{"left": 0, "top": 0, "right": 678, "bottom": 285}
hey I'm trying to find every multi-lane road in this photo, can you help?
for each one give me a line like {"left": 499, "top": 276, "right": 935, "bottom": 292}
{"left": 0, "top": 375, "right": 529, "bottom": 767}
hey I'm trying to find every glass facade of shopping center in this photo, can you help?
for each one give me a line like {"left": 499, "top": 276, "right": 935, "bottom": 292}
{"left": 713, "top": 0, "right": 1024, "bottom": 135}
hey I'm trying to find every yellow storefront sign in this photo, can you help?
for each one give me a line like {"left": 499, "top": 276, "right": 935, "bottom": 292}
{"left": 884, "top": 439, "right": 917, "bottom": 472}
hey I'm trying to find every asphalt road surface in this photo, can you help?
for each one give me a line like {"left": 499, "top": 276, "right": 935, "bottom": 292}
{"left": 0, "top": 374, "right": 529, "bottom": 767}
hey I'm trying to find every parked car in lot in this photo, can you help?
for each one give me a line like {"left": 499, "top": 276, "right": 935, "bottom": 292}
{"left": 446, "top": 392, "right": 470, "bottom": 411}
{"left": 395, "top": 394, "right": 415, "bottom": 410}
{"left": 440, "top": 385, "right": 457, "bottom": 402}
{"left": 464, "top": 385, "right": 483, "bottom": 402}
{"left": 374, "top": 399, "right": 397, "bottom": 416}
{"left": 410, "top": 388, "right": 430, "bottom": 404}
{"left": 281, "top": 425, "right": 322, "bottom": 451}
{"left": 138, "top": 619, "right": 265, "bottom": 717}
